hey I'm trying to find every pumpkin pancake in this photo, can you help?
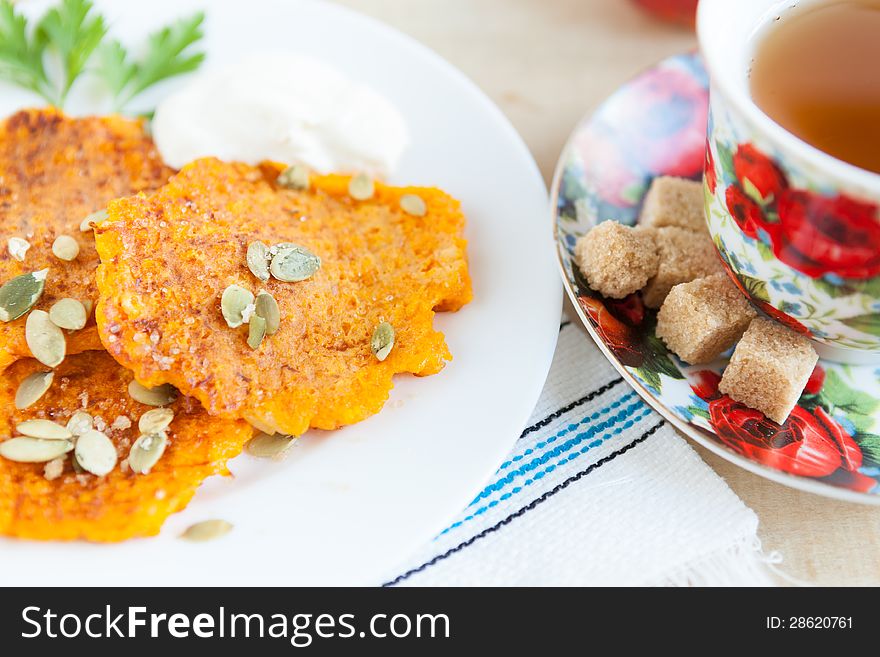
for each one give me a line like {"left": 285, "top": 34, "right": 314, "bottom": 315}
{"left": 94, "top": 158, "right": 472, "bottom": 436}
{"left": 0, "top": 108, "right": 173, "bottom": 371}
{"left": 0, "top": 351, "right": 250, "bottom": 542}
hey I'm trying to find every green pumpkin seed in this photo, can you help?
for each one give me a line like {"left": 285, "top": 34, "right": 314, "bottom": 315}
{"left": 254, "top": 291, "right": 280, "bottom": 335}
{"left": 277, "top": 164, "right": 311, "bottom": 190}
{"left": 221, "top": 284, "right": 255, "bottom": 328}
{"left": 246, "top": 432, "right": 296, "bottom": 459}
{"left": 74, "top": 430, "right": 117, "bottom": 476}
{"left": 348, "top": 173, "right": 374, "bottom": 201}
{"left": 66, "top": 411, "right": 93, "bottom": 436}
{"left": 246, "top": 241, "right": 270, "bottom": 282}
{"left": 138, "top": 408, "right": 174, "bottom": 434}
{"left": 370, "top": 321, "right": 395, "bottom": 361}
{"left": 25, "top": 310, "right": 66, "bottom": 367}
{"left": 80, "top": 209, "right": 107, "bottom": 232}
{"left": 0, "top": 437, "right": 72, "bottom": 463}
{"left": 128, "top": 432, "right": 168, "bottom": 474}
{"left": 0, "top": 269, "right": 47, "bottom": 322}
{"left": 7, "top": 237, "right": 30, "bottom": 262}
{"left": 16, "top": 419, "right": 72, "bottom": 440}
{"left": 128, "top": 380, "right": 178, "bottom": 407}
{"left": 400, "top": 194, "right": 427, "bottom": 217}
{"left": 48, "top": 298, "right": 87, "bottom": 331}
{"left": 15, "top": 371, "right": 54, "bottom": 409}
{"left": 269, "top": 245, "right": 321, "bottom": 282}
{"left": 52, "top": 235, "right": 80, "bottom": 261}
{"left": 181, "top": 519, "right": 233, "bottom": 542}
{"left": 247, "top": 314, "right": 267, "bottom": 349}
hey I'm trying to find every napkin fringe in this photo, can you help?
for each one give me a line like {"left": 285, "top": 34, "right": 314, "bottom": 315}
{"left": 651, "top": 536, "right": 778, "bottom": 587}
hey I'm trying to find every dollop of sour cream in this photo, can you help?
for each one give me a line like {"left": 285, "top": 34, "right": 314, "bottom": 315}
{"left": 152, "top": 54, "right": 409, "bottom": 177}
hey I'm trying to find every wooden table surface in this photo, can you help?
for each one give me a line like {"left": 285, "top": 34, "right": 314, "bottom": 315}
{"left": 334, "top": 0, "right": 880, "bottom": 586}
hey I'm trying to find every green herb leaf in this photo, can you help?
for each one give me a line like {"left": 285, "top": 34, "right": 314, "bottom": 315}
{"left": 102, "top": 11, "right": 206, "bottom": 110}
{"left": 36, "top": 0, "right": 106, "bottom": 103}
{"left": 0, "top": 0, "right": 52, "bottom": 103}
{"left": 95, "top": 38, "right": 136, "bottom": 99}
{"left": 0, "top": 0, "right": 205, "bottom": 112}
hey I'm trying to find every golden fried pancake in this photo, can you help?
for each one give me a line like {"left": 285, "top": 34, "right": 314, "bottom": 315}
{"left": 95, "top": 158, "right": 472, "bottom": 436}
{"left": 0, "top": 351, "right": 250, "bottom": 542}
{"left": 0, "top": 108, "right": 173, "bottom": 370}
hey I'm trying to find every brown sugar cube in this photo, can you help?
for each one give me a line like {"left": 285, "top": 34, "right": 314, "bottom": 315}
{"left": 656, "top": 273, "right": 756, "bottom": 364}
{"left": 642, "top": 226, "right": 723, "bottom": 308}
{"left": 719, "top": 317, "right": 818, "bottom": 424}
{"left": 574, "top": 221, "right": 659, "bottom": 299}
{"left": 640, "top": 176, "right": 707, "bottom": 233}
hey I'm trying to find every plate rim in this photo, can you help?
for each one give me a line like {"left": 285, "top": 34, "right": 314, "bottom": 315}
{"left": 549, "top": 52, "right": 880, "bottom": 506}
{"left": 0, "top": 0, "right": 564, "bottom": 583}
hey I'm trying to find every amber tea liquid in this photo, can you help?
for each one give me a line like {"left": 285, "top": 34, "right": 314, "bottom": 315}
{"left": 750, "top": 0, "right": 880, "bottom": 174}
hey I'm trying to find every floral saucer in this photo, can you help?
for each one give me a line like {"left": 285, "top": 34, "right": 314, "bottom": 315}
{"left": 552, "top": 52, "right": 880, "bottom": 503}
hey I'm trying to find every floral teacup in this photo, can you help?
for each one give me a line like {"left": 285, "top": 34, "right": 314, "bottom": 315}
{"left": 698, "top": 0, "right": 880, "bottom": 363}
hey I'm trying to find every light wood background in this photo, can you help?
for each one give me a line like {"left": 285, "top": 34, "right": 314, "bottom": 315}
{"left": 333, "top": 0, "right": 880, "bottom": 586}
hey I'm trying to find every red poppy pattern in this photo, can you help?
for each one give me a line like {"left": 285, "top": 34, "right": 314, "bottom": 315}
{"left": 724, "top": 185, "right": 762, "bottom": 239}
{"left": 557, "top": 53, "right": 879, "bottom": 497}
{"left": 718, "top": 142, "right": 880, "bottom": 281}
{"left": 691, "top": 370, "right": 863, "bottom": 478}
{"left": 732, "top": 143, "right": 787, "bottom": 202}
{"left": 580, "top": 295, "right": 645, "bottom": 369}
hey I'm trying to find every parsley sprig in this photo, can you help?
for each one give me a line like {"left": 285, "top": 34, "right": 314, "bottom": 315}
{"left": 0, "top": 0, "right": 205, "bottom": 112}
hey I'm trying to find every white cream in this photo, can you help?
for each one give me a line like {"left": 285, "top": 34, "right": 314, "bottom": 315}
{"left": 152, "top": 53, "right": 409, "bottom": 177}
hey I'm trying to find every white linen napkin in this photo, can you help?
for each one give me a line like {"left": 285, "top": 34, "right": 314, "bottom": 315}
{"left": 382, "top": 319, "right": 777, "bottom": 586}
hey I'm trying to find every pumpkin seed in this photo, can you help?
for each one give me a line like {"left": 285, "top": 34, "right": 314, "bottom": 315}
{"left": 128, "top": 432, "right": 168, "bottom": 474}
{"left": 25, "top": 310, "right": 66, "bottom": 367}
{"left": 80, "top": 209, "right": 107, "bottom": 232}
{"left": 269, "top": 245, "right": 321, "bottom": 282}
{"left": 0, "top": 269, "right": 47, "bottom": 322}
{"left": 370, "top": 321, "right": 395, "bottom": 361}
{"left": 254, "top": 291, "right": 280, "bottom": 335}
{"left": 247, "top": 314, "right": 266, "bottom": 349}
{"left": 52, "top": 235, "right": 80, "bottom": 261}
{"left": 7, "top": 237, "right": 30, "bottom": 262}
{"left": 244, "top": 414, "right": 279, "bottom": 435}
{"left": 246, "top": 432, "right": 296, "bottom": 459}
{"left": 16, "top": 419, "right": 72, "bottom": 440}
{"left": 71, "top": 452, "right": 85, "bottom": 474}
{"left": 48, "top": 298, "right": 87, "bottom": 331}
{"left": 246, "top": 241, "right": 270, "bottom": 282}
{"left": 15, "top": 371, "right": 54, "bottom": 409}
{"left": 0, "top": 437, "right": 72, "bottom": 463}
{"left": 181, "top": 519, "right": 233, "bottom": 542}
{"left": 128, "top": 380, "right": 178, "bottom": 407}
{"left": 66, "top": 411, "right": 93, "bottom": 436}
{"left": 82, "top": 299, "right": 94, "bottom": 317}
{"left": 277, "top": 164, "right": 310, "bottom": 190}
{"left": 400, "top": 193, "right": 427, "bottom": 217}
{"left": 138, "top": 407, "right": 174, "bottom": 434}
{"left": 348, "top": 173, "right": 374, "bottom": 200}
{"left": 74, "top": 430, "right": 117, "bottom": 476}
{"left": 221, "top": 284, "right": 254, "bottom": 328}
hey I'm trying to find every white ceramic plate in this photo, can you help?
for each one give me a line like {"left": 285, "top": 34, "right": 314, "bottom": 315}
{"left": 0, "top": 0, "right": 560, "bottom": 585}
